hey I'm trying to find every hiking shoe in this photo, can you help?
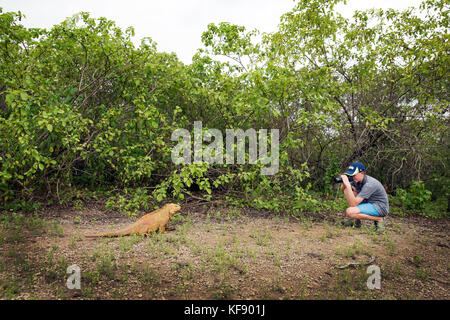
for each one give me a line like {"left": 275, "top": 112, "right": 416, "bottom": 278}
{"left": 374, "top": 217, "right": 386, "bottom": 232}
{"left": 341, "top": 219, "right": 361, "bottom": 228}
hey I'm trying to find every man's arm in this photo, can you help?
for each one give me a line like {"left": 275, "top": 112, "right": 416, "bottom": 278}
{"left": 341, "top": 183, "right": 358, "bottom": 196}
{"left": 341, "top": 175, "right": 364, "bottom": 207}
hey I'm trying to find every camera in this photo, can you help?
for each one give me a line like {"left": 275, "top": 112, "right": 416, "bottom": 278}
{"left": 333, "top": 175, "right": 354, "bottom": 184}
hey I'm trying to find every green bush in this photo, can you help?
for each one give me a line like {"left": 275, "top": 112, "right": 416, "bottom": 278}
{"left": 0, "top": 1, "right": 448, "bottom": 216}
{"left": 395, "top": 181, "right": 432, "bottom": 210}
{"left": 105, "top": 187, "right": 154, "bottom": 218}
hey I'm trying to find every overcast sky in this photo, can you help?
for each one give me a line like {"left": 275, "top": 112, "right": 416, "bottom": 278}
{"left": 1, "top": 0, "right": 423, "bottom": 64}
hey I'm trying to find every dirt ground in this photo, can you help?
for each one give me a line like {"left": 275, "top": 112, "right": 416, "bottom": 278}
{"left": 0, "top": 202, "right": 448, "bottom": 300}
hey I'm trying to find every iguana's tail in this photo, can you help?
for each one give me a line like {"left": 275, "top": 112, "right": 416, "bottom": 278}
{"left": 85, "top": 227, "right": 133, "bottom": 238}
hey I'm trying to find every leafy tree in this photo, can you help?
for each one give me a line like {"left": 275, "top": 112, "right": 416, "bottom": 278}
{"left": 0, "top": 1, "right": 447, "bottom": 214}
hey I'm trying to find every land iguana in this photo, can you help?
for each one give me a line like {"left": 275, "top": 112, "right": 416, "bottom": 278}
{"left": 85, "top": 203, "right": 181, "bottom": 238}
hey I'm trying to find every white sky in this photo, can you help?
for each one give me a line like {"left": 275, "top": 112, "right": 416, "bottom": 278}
{"left": 1, "top": 0, "right": 423, "bottom": 64}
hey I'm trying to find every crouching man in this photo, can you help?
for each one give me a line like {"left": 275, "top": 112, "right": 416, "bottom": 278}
{"left": 340, "top": 162, "right": 389, "bottom": 231}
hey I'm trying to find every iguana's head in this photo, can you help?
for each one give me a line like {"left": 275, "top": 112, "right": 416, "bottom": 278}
{"left": 166, "top": 203, "right": 181, "bottom": 217}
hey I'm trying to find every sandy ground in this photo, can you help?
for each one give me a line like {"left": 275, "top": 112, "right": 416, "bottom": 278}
{"left": 0, "top": 202, "right": 448, "bottom": 300}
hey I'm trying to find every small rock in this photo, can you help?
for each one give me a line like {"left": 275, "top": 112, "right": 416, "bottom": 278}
{"left": 176, "top": 261, "right": 189, "bottom": 267}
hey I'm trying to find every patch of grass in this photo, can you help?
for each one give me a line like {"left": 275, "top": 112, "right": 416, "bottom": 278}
{"left": 213, "top": 275, "right": 235, "bottom": 299}
{"left": 70, "top": 232, "right": 83, "bottom": 247}
{"left": 48, "top": 220, "right": 64, "bottom": 237}
{"left": 0, "top": 212, "right": 23, "bottom": 228}
{"left": 146, "top": 232, "right": 176, "bottom": 257}
{"left": 188, "top": 240, "right": 203, "bottom": 256}
{"left": 271, "top": 275, "right": 283, "bottom": 293}
{"left": 258, "top": 282, "right": 275, "bottom": 300}
{"left": 320, "top": 224, "right": 336, "bottom": 242}
{"left": 300, "top": 216, "right": 313, "bottom": 231}
{"left": 52, "top": 282, "right": 71, "bottom": 299}
{"left": 0, "top": 213, "right": 37, "bottom": 243}
{"left": 205, "top": 213, "right": 212, "bottom": 232}
{"left": 393, "top": 262, "right": 403, "bottom": 277}
{"left": 112, "top": 265, "right": 130, "bottom": 283}
{"left": 415, "top": 268, "right": 429, "bottom": 281}
{"left": 390, "top": 221, "right": 402, "bottom": 233}
{"left": 176, "top": 214, "right": 192, "bottom": 237}
{"left": 5, "top": 226, "right": 26, "bottom": 243}
{"left": 174, "top": 264, "right": 194, "bottom": 299}
{"left": 25, "top": 213, "right": 48, "bottom": 235}
{"left": 140, "top": 265, "right": 162, "bottom": 286}
{"left": 360, "top": 223, "right": 378, "bottom": 236}
{"left": 91, "top": 244, "right": 117, "bottom": 279}
{"left": 332, "top": 267, "right": 368, "bottom": 299}
{"left": 384, "top": 237, "right": 396, "bottom": 256}
{"left": 337, "top": 240, "right": 370, "bottom": 259}
{"left": 370, "top": 233, "right": 381, "bottom": 244}
{"left": 206, "top": 243, "right": 244, "bottom": 274}
{"left": 384, "top": 262, "right": 403, "bottom": 280}
{"left": 11, "top": 251, "right": 31, "bottom": 273}
{"left": 43, "top": 247, "right": 68, "bottom": 283}
{"left": 413, "top": 255, "right": 423, "bottom": 265}
{"left": 0, "top": 277, "right": 21, "bottom": 299}
{"left": 138, "top": 264, "right": 162, "bottom": 296}
{"left": 109, "top": 287, "right": 125, "bottom": 299}
{"left": 83, "top": 270, "right": 101, "bottom": 286}
{"left": 285, "top": 238, "right": 293, "bottom": 253}
{"left": 246, "top": 247, "right": 258, "bottom": 264}
{"left": 292, "top": 275, "right": 308, "bottom": 300}
{"left": 225, "top": 206, "right": 241, "bottom": 221}
{"left": 231, "top": 234, "right": 239, "bottom": 246}
{"left": 81, "top": 285, "right": 95, "bottom": 298}
{"left": 250, "top": 229, "right": 272, "bottom": 247}
{"left": 118, "top": 234, "right": 144, "bottom": 254}
{"left": 73, "top": 215, "right": 82, "bottom": 225}
{"left": 266, "top": 248, "right": 282, "bottom": 268}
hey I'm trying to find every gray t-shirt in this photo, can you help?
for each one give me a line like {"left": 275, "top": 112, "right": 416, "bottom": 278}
{"left": 355, "top": 175, "right": 389, "bottom": 216}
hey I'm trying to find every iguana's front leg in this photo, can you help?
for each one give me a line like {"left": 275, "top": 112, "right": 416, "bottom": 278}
{"left": 165, "top": 224, "right": 175, "bottom": 231}
{"left": 159, "top": 224, "right": 175, "bottom": 233}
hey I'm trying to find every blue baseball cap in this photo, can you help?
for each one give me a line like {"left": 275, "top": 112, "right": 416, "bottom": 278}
{"left": 344, "top": 162, "right": 365, "bottom": 176}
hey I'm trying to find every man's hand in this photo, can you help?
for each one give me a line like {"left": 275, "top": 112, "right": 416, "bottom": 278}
{"left": 340, "top": 174, "right": 364, "bottom": 207}
{"left": 340, "top": 174, "right": 352, "bottom": 190}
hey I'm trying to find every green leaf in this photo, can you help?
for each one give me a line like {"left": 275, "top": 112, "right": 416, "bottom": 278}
{"left": 20, "top": 92, "right": 28, "bottom": 100}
